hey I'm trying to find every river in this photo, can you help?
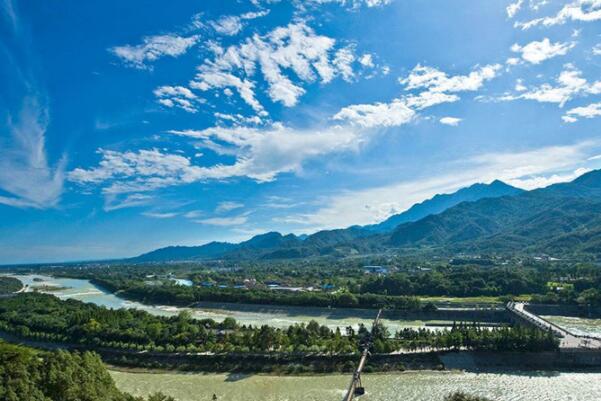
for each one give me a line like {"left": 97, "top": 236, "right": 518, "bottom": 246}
{"left": 7, "top": 274, "right": 601, "bottom": 400}
{"left": 8, "top": 274, "right": 444, "bottom": 332}
{"left": 110, "top": 370, "right": 601, "bottom": 401}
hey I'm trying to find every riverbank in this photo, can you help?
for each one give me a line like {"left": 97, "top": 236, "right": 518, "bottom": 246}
{"left": 3, "top": 327, "right": 599, "bottom": 374}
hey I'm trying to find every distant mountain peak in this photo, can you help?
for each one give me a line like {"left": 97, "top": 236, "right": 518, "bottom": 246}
{"left": 363, "top": 179, "right": 523, "bottom": 233}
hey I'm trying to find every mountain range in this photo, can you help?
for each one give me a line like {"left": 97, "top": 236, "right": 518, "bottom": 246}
{"left": 134, "top": 170, "right": 601, "bottom": 261}
{"left": 134, "top": 176, "right": 550, "bottom": 262}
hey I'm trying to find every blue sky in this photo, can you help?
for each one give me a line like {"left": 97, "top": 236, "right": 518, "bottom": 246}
{"left": 1, "top": 0, "right": 601, "bottom": 263}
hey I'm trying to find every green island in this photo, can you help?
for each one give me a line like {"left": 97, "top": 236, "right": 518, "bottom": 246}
{"left": 0, "top": 277, "right": 23, "bottom": 295}
{"left": 0, "top": 293, "right": 557, "bottom": 364}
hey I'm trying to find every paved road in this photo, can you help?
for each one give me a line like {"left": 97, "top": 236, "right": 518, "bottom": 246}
{"left": 507, "top": 302, "right": 601, "bottom": 349}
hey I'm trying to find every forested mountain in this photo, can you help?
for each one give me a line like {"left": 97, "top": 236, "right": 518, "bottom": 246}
{"left": 364, "top": 180, "right": 522, "bottom": 233}
{"left": 133, "top": 241, "right": 237, "bottom": 262}
{"left": 133, "top": 170, "right": 601, "bottom": 261}
{"left": 389, "top": 169, "right": 601, "bottom": 255}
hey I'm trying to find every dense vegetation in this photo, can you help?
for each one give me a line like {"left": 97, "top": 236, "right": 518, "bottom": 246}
{"left": 0, "top": 341, "right": 174, "bottom": 401}
{"left": 359, "top": 266, "right": 546, "bottom": 297}
{"left": 393, "top": 323, "right": 558, "bottom": 352}
{"left": 0, "top": 293, "right": 360, "bottom": 354}
{"left": 0, "top": 293, "right": 557, "bottom": 361}
{"left": 0, "top": 277, "right": 22, "bottom": 294}
{"left": 55, "top": 257, "right": 601, "bottom": 308}
{"left": 92, "top": 276, "right": 422, "bottom": 311}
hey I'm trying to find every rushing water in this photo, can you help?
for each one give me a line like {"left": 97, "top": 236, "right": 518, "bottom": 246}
{"left": 8, "top": 274, "right": 441, "bottom": 332}
{"left": 110, "top": 370, "right": 601, "bottom": 401}
{"left": 543, "top": 315, "right": 601, "bottom": 339}
{"left": 7, "top": 274, "right": 601, "bottom": 400}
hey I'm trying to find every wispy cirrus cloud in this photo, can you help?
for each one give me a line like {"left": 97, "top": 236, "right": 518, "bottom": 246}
{"left": 142, "top": 211, "right": 179, "bottom": 219}
{"left": 110, "top": 34, "right": 200, "bottom": 69}
{"left": 0, "top": 99, "right": 66, "bottom": 209}
{"left": 210, "top": 10, "right": 269, "bottom": 36}
{"left": 1, "top": 0, "right": 18, "bottom": 31}
{"left": 194, "top": 215, "right": 248, "bottom": 226}
{"left": 251, "top": 0, "right": 392, "bottom": 10}
{"left": 215, "top": 201, "right": 244, "bottom": 213}
{"left": 515, "top": 0, "right": 601, "bottom": 29}
{"left": 103, "top": 193, "right": 152, "bottom": 212}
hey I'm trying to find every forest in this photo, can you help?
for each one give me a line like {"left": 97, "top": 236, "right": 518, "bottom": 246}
{"left": 0, "top": 340, "right": 174, "bottom": 401}
{"left": 37, "top": 257, "right": 601, "bottom": 307}
{"left": 0, "top": 276, "right": 22, "bottom": 295}
{"left": 91, "top": 276, "right": 422, "bottom": 311}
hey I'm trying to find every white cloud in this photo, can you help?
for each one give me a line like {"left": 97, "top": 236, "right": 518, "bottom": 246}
{"left": 110, "top": 34, "right": 200, "bottom": 69}
{"left": 593, "top": 43, "right": 601, "bottom": 55}
{"left": 183, "top": 210, "right": 203, "bottom": 219}
{"left": 214, "top": 112, "right": 263, "bottom": 125}
{"left": 440, "top": 116, "right": 462, "bottom": 126}
{"left": 507, "top": 167, "right": 591, "bottom": 188}
{"left": 334, "top": 64, "right": 500, "bottom": 128}
{"left": 252, "top": 0, "right": 392, "bottom": 9}
{"left": 1, "top": 0, "right": 18, "bottom": 31}
{"left": 190, "top": 22, "right": 363, "bottom": 110}
{"left": 333, "top": 46, "right": 356, "bottom": 82}
{"left": 507, "top": 0, "right": 524, "bottom": 18}
{"left": 399, "top": 64, "right": 501, "bottom": 93}
{"left": 333, "top": 100, "right": 415, "bottom": 128}
{"left": 211, "top": 16, "right": 244, "bottom": 36}
{"left": 195, "top": 215, "right": 248, "bottom": 226}
{"left": 153, "top": 85, "right": 201, "bottom": 113}
{"left": 103, "top": 193, "right": 152, "bottom": 212}
{"left": 216, "top": 201, "right": 244, "bottom": 213}
{"left": 190, "top": 71, "right": 266, "bottom": 115}
{"left": 359, "top": 53, "right": 374, "bottom": 68}
{"left": 516, "top": 0, "right": 601, "bottom": 29}
{"left": 0, "top": 99, "right": 66, "bottom": 209}
{"left": 69, "top": 124, "right": 365, "bottom": 194}
{"left": 500, "top": 65, "right": 601, "bottom": 106}
{"left": 291, "top": 140, "right": 600, "bottom": 229}
{"left": 515, "top": 79, "right": 527, "bottom": 91}
{"left": 142, "top": 211, "right": 179, "bottom": 219}
{"left": 562, "top": 102, "right": 601, "bottom": 122}
{"left": 510, "top": 38, "right": 574, "bottom": 64}
{"left": 529, "top": 0, "right": 550, "bottom": 12}
{"left": 210, "top": 10, "right": 269, "bottom": 36}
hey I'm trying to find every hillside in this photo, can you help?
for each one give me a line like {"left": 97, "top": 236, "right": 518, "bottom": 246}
{"left": 389, "top": 169, "right": 601, "bottom": 256}
{"left": 365, "top": 180, "right": 523, "bottom": 232}
{"left": 133, "top": 170, "right": 601, "bottom": 261}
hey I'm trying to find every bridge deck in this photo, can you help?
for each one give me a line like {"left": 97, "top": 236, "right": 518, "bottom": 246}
{"left": 506, "top": 302, "right": 601, "bottom": 349}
